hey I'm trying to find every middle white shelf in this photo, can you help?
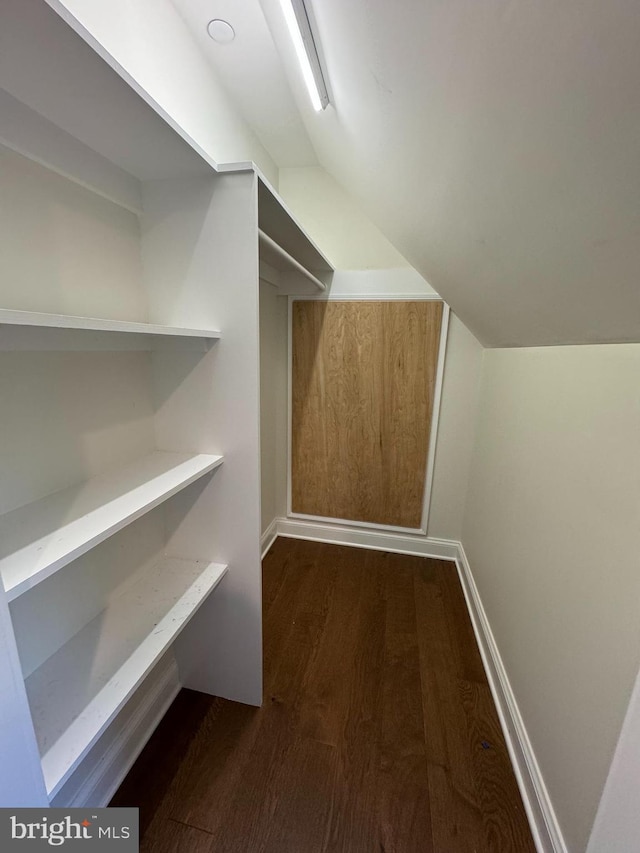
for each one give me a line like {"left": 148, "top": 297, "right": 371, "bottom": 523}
{"left": 26, "top": 555, "right": 228, "bottom": 797}
{"left": 0, "top": 308, "right": 221, "bottom": 351}
{"left": 0, "top": 451, "right": 224, "bottom": 601}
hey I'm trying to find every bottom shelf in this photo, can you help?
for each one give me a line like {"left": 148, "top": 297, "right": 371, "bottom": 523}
{"left": 24, "top": 556, "right": 228, "bottom": 798}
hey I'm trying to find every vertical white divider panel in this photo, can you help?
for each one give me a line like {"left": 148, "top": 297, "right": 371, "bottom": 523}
{"left": 141, "top": 171, "right": 262, "bottom": 706}
{"left": 0, "top": 582, "right": 48, "bottom": 805}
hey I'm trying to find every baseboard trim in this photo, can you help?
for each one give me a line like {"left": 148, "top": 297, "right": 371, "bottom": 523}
{"left": 455, "top": 543, "right": 567, "bottom": 853}
{"left": 273, "top": 517, "right": 564, "bottom": 851}
{"left": 52, "top": 655, "right": 181, "bottom": 808}
{"left": 261, "top": 518, "right": 278, "bottom": 559}
{"left": 274, "top": 517, "right": 458, "bottom": 560}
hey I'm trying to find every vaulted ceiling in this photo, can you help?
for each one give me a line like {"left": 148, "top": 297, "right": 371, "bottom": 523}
{"left": 173, "top": 0, "right": 640, "bottom": 347}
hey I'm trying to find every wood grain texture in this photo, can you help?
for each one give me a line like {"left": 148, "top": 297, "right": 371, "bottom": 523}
{"left": 112, "top": 539, "right": 535, "bottom": 852}
{"left": 291, "top": 300, "right": 443, "bottom": 527}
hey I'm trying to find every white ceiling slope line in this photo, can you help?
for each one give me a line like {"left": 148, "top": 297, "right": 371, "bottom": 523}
{"left": 257, "top": 0, "right": 640, "bottom": 347}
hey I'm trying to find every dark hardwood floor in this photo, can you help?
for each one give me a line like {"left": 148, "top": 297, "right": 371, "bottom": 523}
{"left": 111, "top": 538, "right": 535, "bottom": 852}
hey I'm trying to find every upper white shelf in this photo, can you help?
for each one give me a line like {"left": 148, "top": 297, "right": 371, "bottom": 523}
{"left": 26, "top": 555, "right": 228, "bottom": 797}
{"left": 258, "top": 230, "right": 326, "bottom": 293}
{"left": 0, "top": 451, "right": 224, "bottom": 601}
{"left": 257, "top": 176, "right": 333, "bottom": 275}
{"left": 1, "top": 0, "right": 215, "bottom": 182}
{"left": 0, "top": 308, "right": 221, "bottom": 349}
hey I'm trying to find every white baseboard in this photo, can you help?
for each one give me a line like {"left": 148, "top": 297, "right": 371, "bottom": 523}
{"left": 261, "top": 518, "right": 278, "bottom": 559}
{"left": 271, "top": 517, "right": 564, "bottom": 852}
{"left": 51, "top": 654, "right": 181, "bottom": 808}
{"left": 273, "top": 516, "right": 459, "bottom": 560}
{"left": 455, "top": 543, "right": 567, "bottom": 853}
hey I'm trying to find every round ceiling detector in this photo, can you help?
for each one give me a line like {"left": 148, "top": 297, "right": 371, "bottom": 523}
{"left": 207, "top": 19, "right": 235, "bottom": 44}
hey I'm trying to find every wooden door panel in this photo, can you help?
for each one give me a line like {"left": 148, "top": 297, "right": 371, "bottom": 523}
{"left": 291, "top": 300, "right": 443, "bottom": 528}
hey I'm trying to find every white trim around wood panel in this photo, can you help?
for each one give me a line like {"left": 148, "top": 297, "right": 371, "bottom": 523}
{"left": 419, "top": 302, "right": 450, "bottom": 533}
{"left": 294, "top": 294, "right": 444, "bottom": 301}
{"left": 272, "top": 517, "right": 459, "bottom": 561}
{"left": 287, "top": 511, "right": 424, "bottom": 536}
{"left": 286, "top": 295, "right": 449, "bottom": 533}
{"left": 455, "top": 543, "right": 567, "bottom": 853}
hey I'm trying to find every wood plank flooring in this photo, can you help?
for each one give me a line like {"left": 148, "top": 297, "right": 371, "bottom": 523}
{"left": 111, "top": 538, "right": 535, "bottom": 852}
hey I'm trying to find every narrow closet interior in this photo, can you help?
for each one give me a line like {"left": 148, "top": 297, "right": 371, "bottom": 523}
{"left": 0, "top": 0, "right": 444, "bottom": 812}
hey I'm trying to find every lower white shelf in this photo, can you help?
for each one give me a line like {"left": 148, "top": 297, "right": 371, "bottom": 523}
{"left": 24, "top": 556, "right": 228, "bottom": 798}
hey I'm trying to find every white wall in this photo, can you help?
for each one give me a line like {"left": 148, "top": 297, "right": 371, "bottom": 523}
{"left": 462, "top": 344, "right": 640, "bottom": 852}
{"left": 587, "top": 666, "right": 640, "bottom": 853}
{"left": 0, "top": 147, "right": 145, "bottom": 320}
{"left": 52, "top": 0, "right": 278, "bottom": 185}
{"left": 427, "top": 315, "right": 483, "bottom": 540}
{"left": 259, "top": 281, "right": 288, "bottom": 534}
{"left": 279, "top": 166, "right": 409, "bottom": 269}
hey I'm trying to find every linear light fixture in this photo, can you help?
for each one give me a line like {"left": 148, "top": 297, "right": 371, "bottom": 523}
{"left": 279, "top": 0, "right": 329, "bottom": 111}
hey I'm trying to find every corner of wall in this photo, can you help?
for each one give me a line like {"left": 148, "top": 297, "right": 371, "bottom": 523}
{"left": 427, "top": 314, "right": 484, "bottom": 541}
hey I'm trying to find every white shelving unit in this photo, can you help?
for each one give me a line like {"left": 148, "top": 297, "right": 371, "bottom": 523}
{"left": 0, "top": 0, "right": 265, "bottom": 810}
{"left": 0, "top": 308, "right": 220, "bottom": 341}
{"left": 0, "top": 0, "right": 333, "bottom": 811}
{"left": 257, "top": 176, "right": 333, "bottom": 295}
{"left": 258, "top": 230, "right": 326, "bottom": 293}
{"left": 0, "top": 451, "right": 224, "bottom": 601}
{"left": 27, "top": 557, "right": 228, "bottom": 798}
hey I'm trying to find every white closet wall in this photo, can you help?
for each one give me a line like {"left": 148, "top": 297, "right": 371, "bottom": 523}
{"left": 0, "top": 139, "right": 262, "bottom": 799}
{"left": 259, "top": 282, "right": 289, "bottom": 538}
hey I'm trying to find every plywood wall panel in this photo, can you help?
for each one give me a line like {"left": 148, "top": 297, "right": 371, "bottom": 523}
{"left": 291, "top": 300, "right": 443, "bottom": 528}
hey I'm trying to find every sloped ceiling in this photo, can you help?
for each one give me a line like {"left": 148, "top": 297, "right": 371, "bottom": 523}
{"left": 180, "top": 0, "right": 640, "bottom": 347}
{"left": 169, "top": 0, "right": 317, "bottom": 166}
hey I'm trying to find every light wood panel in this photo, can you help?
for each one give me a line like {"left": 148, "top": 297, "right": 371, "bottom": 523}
{"left": 291, "top": 300, "right": 443, "bottom": 528}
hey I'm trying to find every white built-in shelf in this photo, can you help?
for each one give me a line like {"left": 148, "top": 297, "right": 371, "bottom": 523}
{"left": 2, "top": 0, "right": 215, "bottom": 185}
{"left": 25, "top": 556, "right": 228, "bottom": 797}
{"left": 258, "top": 229, "right": 326, "bottom": 293}
{"left": 257, "top": 176, "right": 333, "bottom": 274}
{"left": 0, "top": 308, "right": 220, "bottom": 341}
{"left": 0, "top": 452, "right": 224, "bottom": 601}
{"left": 254, "top": 175, "right": 333, "bottom": 295}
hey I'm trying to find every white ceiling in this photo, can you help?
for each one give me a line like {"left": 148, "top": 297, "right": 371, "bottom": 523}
{"left": 169, "top": 0, "right": 316, "bottom": 167}
{"left": 175, "top": 0, "right": 640, "bottom": 346}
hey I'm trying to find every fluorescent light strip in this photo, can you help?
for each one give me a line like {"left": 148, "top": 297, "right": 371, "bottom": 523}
{"left": 279, "top": 0, "right": 328, "bottom": 111}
